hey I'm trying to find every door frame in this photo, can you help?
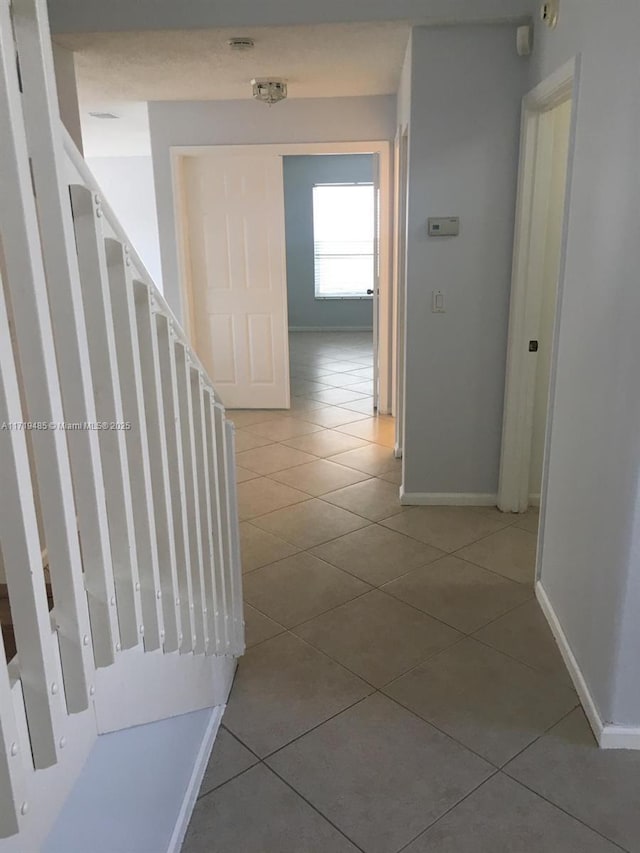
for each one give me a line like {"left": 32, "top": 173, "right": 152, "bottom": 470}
{"left": 392, "top": 125, "right": 409, "bottom": 457}
{"left": 170, "top": 140, "right": 394, "bottom": 413}
{"left": 497, "top": 58, "right": 579, "bottom": 515}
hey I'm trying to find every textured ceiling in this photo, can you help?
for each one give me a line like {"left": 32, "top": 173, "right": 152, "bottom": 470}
{"left": 56, "top": 22, "right": 411, "bottom": 103}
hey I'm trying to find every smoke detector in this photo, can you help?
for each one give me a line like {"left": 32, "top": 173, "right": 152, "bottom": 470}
{"left": 251, "top": 78, "right": 288, "bottom": 106}
{"left": 228, "top": 37, "right": 255, "bottom": 51}
{"left": 540, "top": 0, "right": 559, "bottom": 28}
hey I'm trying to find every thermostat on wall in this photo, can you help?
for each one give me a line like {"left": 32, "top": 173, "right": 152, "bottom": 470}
{"left": 428, "top": 217, "right": 460, "bottom": 237}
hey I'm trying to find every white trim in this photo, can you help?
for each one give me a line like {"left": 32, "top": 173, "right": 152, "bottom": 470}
{"left": 536, "top": 582, "right": 640, "bottom": 750}
{"left": 497, "top": 57, "right": 579, "bottom": 514}
{"left": 528, "top": 493, "right": 541, "bottom": 507}
{"left": 399, "top": 489, "right": 497, "bottom": 507}
{"left": 288, "top": 326, "right": 373, "bottom": 332}
{"left": 599, "top": 726, "right": 640, "bottom": 751}
{"left": 170, "top": 140, "right": 393, "bottom": 414}
{"left": 166, "top": 705, "right": 224, "bottom": 853}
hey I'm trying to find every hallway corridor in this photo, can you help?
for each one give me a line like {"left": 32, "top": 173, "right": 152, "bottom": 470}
{"left": 183, "top": 333, "right": 640, "bottom": 853}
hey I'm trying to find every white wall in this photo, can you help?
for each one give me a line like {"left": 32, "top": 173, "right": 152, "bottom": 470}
{"left": 86, "top": 156, "right": 163, "bottom": 289}
{"left": 529, "top": 1, "right": 640, "bottom": 730}
{"left": 529, "top": 98, "right": 571, "bottom": 498}
{"left": 148, "top": 95, "right": 396, "bottom": 322}
{"left": 402, "top": 25, "right": 527, "bottom": 498}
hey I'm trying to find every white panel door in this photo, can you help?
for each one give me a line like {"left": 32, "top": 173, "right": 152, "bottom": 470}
{"left": 182, "top": 152, "right": 290, "bottom": 409}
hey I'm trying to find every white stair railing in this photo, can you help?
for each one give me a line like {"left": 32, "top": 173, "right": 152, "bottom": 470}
{"left": 0, "top": 0, "right": 244, "bottom": 844}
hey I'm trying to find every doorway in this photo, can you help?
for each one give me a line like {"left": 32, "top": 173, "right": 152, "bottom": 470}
{"left": 172, "top": 141, "right": 392, "bottom": 413}
{"left": 282, "top": 153, "right": 377, "bottom": 415}
{"left": 498, "top": 61, "right": 576, "bottom": 517}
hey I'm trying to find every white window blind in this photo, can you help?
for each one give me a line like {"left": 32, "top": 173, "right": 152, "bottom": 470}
{"left": 312, "top": 183, "right": 374, "bottom": 299}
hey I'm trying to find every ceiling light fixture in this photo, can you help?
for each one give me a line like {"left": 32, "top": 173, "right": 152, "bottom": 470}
{"left": 251, "top": 78, "right": 287, "bottom": 106}
{"left": 88, "top": 111, "right": 119, "bottom": 119}
{"left": 228, "top": 37, "right": 255, "bottom": 51}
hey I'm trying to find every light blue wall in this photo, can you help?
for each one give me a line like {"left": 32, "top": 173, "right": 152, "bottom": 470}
{"left": 283, "top": 155, "right": 374, "bottom": 330}
{"left": 402, "top": 26, "right": 527, "bottom": 496}
{"left": 43, "top": 708, "right": 215, "bottom": 853}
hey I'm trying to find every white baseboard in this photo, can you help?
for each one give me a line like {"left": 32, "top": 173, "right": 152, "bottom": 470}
{"left": 288, "top": 326, "right": 373, "bottom": 332}
{"left": 536, "top": 581, "right": 640, "bottom": 750}
{"left": 529, "top": 493, "right": 541, "bottom": 507}
{"left": 399, "top": 489, "right": 497, "bottom": 507}
{"left": 393, "top": 444, "right": 403, "bottom": 459}
{"left": 167, "top": 705, "right": 225, "bottom": 853}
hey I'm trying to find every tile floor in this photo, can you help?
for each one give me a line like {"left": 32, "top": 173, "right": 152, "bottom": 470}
{"left": 183, "top": 332, "right": 640, "bottom": 853}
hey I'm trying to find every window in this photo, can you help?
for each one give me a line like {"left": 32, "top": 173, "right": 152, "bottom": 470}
{"left": 312, "top": 183, "right": 375, "bottom": 299}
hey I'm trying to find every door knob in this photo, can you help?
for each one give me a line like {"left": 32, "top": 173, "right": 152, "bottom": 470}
{"left": 366, "top": 289, "right": 374, "bottom": 295}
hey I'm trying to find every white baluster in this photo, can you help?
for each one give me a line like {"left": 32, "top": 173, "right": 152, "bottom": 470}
{"left": 133, "top": 282, "right": 181, "bottom": 651}
{"left": 0, "top": 0, "right": 91, "bottom": 712}
{"left": 69, "top": 187, "right": 142, "bottom": 651}
{"left": 12, "top": 0, "right": 118, "bottom": 668}
{"left": 174, "top": 345, "right": 207, "bottom": 653}
{"left": 155, "top": 318, "right": 194, "bottom": 652}
{"left": 105, "top": 240, "right": 163, "bottom": 650}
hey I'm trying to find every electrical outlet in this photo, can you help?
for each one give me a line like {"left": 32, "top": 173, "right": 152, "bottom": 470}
{"left": 432, "top": 291, "right": 445, "bottom": 313}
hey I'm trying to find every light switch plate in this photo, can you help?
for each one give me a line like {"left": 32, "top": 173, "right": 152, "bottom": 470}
{"left": 428, "top": 217, "right": 459, "bottom": 237}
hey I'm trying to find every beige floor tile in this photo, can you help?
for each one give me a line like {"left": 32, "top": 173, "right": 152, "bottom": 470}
{"left": 506, "top": 709, "right": 640, "bottom": 853}
{"left": 404, "top": 773, "right": 622, "bottom": 853}
{"left": 323, "top": 477, "right": 404, "bottom": 521}
{"left": 289, "top": 365, "right": 334, "bottom": 379}
{"left": 316, "top": 360, "right": 364, "bottom": 373}
{"left": 335, "top": 416, "right": 396, "bottom": 447}
{"left": 309, "top": 387, "right": 369, "bottom": 405}
{"left": 235, "top": 466, "right": 260, "bottom": 483}
{"left": 239, "top": 522, "right": 300, "bottom": 572}
{"left": 244, "top": 418, "right": 324, "bottom": 442}
{"left": 224, "top": 633, "right": 372, "bottom": 757}
{"left": 294, "top": 590, "right": 461, "bottom": 687}
{"left": 311, "top": 524, "right": 444, "bottom": 586}
{"left": 329, "top": 443, "right": 400, "bottom": 476}
{"left": 281, "top": 429, "right": 369, "bottom": 457}
{"left": 287, "top": 396, "right": 331, "bottom": 413}
{"left": 378, "top": 468, "right": 403, "bottom": 485}
{"left": 336, "top": 396, "right": 376, "bottom": 415}
{"left": 243, "top": 551, "right": 370, "bottom": 628}
{"left": 512, "top": 508, "right": 540, "bottom": 533}
{"left": 197, "top": 728, "right": 258, "bottom": 798}
{"left": 316, "top": 372, "right": 368, "bottom": 387}
{"left": 294, "top": 406, "right": 371, "bottom": 428}
{"left": 270, "top": 459, "right": 370, "bottom": 496}
{"left": 381, "top": 506, "right": 511, "bottom": 552}
{"left": 385, "top": 637, "right": 578, "bottom": 766}
{"left": 383, "top": 555, "right": 533, "bottom": 634}
{"left": 234, "top": 430, "right": 274, "bottom": 453}
{"left": 226, "top": 410, "right": 283, "bottom": 428}
{"left": 236, "top": 444, "right": 317, "bottom": 475}
{"left": 344, "top": 366, "right": 373, "bottom": 379}
{"left": 267, "top": 693, "right": 492, "bottom": 853}
{"left": 236, "top": 478, "right": 309, "bottom": 521}
{"left": 184, "top": 764, "right": 359, "bottom": 853}
{"left": 473, "top": 599, "right": 573, "bottom": 688}
{"left": 251, "top": 498, "right": 369, "bottom": 548}
{"left": 290, "top": 379, "right": 331, "bottom": 396}
{"left": 243, "top": 604, "right": 285, "bottom": 648}
{"left": 456, "top": 526, "right": 537, "bottom": 585}
{"left": 344, "top": 380, "right": 374, "bottom": 395}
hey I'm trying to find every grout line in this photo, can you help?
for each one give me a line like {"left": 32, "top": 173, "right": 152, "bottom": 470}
{"left": 393, "top": 768, "right": 502, "bottom": 853}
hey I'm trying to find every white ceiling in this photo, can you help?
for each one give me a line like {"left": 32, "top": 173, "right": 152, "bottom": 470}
{"left": 56, "top": 22, "right": 411, "bottom": 104}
